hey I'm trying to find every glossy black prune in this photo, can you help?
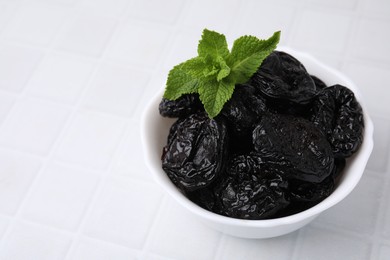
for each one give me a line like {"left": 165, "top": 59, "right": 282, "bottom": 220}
{"left": 161, "top": 112, "right": 228, "bottom": 192}
{"left": 310, "top": 84, "right": 364, "bottom": 158}
{"left": 212, "top": 154, "right": 289, "bottom": 220}
{"left": 311, "top": 75, "right": 327, "bottom": 90}
{"left": 252, "top": 113, "right": 334, "bottom": 183}
{"left": 249, "top": 51, "right": 317, "bottom": 105}
{"left": 160, "top": 50, "right": 365, "bottom": 220}
{"left": 220, "top": 84, "right": 268, "bottom": 152}
{"left": 221, "top": 84, "right": 268, "bottom": 135}
{"left": 159, "top": 93, "right": 203, "bottom": 118}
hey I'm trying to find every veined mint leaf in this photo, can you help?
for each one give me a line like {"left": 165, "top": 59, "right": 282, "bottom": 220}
{"left": 202, "top": 55, "right": 231, "bottom": 81}
{"left": 198, "top": 79, "right": 235, "bottom": 118}
{"left": 164, "top": 57, "right": 205, "bottom": 100}
{"left": 198, "top": 29, "right": 229, "bottom": 59}
{"left": 163, "top": 29, "right": 281, "bottom": 118}
{"left": 215, "top": 56, "right": 231, "bottom": 81}
{"left": 227, "top": 31, "right": 280, "bottom": 83}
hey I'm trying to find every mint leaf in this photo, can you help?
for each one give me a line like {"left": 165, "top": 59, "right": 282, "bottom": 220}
{"left": 215, "top": 56, "right": 230, "bottom": 81}
{"left": 164, "top": 57, "right": 205, "bottom": 100}
{"left": 227, "top": 31, "right": 280, "bottom": 83}
{"left": 198, "top": 29, "right": 229, "bottom": 59}
{"left": 163, "top": 29, "right": 281, "bottom": 118}
{"left": 198, "top": 79, "right": 235, "bottom": 118}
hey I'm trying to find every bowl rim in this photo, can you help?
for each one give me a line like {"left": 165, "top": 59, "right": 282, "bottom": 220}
{"left": 141, "top": 47, "right": 374, "bottom": 228}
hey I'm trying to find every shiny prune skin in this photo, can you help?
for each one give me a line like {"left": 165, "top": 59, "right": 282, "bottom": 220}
{"left": 212, "top": 154, "right": 289, "bottom": 220}
{"left": 310, "top": 84, "right": 364, "bottom": 158}
{"left": 159, "top": 93, "right": 203, "bottom": 118}
{"left": 221, "top": 84, "right": 267, "bottom": 136}
{"left": 249, "top": 51, "right": 317, "bottom": 105}
{"left": 161, "top": 112, "right": 228, "bottom": 192}
{"left": 220, "top": 84, "right": 268, "bottom": 153}
{"left": 311, "top": 75, "right": 327, "bottom": 90}
{"left": 252, "top": 113, "right": 334, "bottom": 183}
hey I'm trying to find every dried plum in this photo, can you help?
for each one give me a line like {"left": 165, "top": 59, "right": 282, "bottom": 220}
{"left": 252, "top": 113, "right": 334, "bottom": 183}
{"left": 220, "top": 84, "right": 268, "bottom": 152}
{"left": 160, "top": 50, "right": 365, "bottom": 220}
{"left": 311, "top": 75, "right": 327, "bottom": 90}
{"left": 249, "top": 51, "right": 317, "bottom": 105}
{"left": 159, "top": 93, "right": 203, "bottom": 118}
{"left": 213, "top": 154, "right": 289, "bottom": 219}
{"left": 161, "top": 112, "right": 228, "bottom": 192}
{"left": 310, "top": 84, "right": 364, "bottom": 158}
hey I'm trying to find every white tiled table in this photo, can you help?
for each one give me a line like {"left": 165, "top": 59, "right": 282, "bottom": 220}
{"left": 0, "top": 0, "right": 389, "bottom": 259}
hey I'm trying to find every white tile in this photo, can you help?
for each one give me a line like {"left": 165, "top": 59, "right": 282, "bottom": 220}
{"left": 0, "top": 44, "right": 44, "bottom": 92}
{"left": 0, "top": 221, "right": 72, "bottom": 260}
{"left": 0, "top": 97, "right": 70, "bottom": 155}
{"left": 82, "top": 63, "right": 149, "bottom": 116}
{"left": 366, "top": 116, "right": 390, "bottom": 172}
{"left": 233, "top": 1, "right": 295, "bottom": 44}
{"left": 362, "top": 0, "right": 390, "bottom": 16}
{"left": 0, "top": 92, "right": 16, "bottom": 126}
{"left": 146, "top": 197, "right": 221, "bottom": 260}
{"left": 68, "top": 237, "right": 139, "bottom": 260}
{"left": 106, "top": 21, "right": 171, "bottom": 68}
{"left": 217, "top": 232, "right": 297, "bottom": 260}
{"left": 128, "top": 0, "right": 185, "bottom": 24}
{"left": 82, "top": 177, "right": 164, "bottom": 249}
{"left": 378, "top": 244, "right": 390, "bottom": 260}
{"left": 162, "top": 28, "right": 200, "bottom": 70}
{"left": 181, "top": 0, "right": 241, "bottom": 33}
{"left": 27, "top": 52, "right": 96, "bottom": 104}
{"left": 6, "top": 160, "right": 41, "bottom": 218}
{"left": 2, "top": 3, "right": 69, "bottom": 46}
{"left": 342, "top": 62, "right": 390, "bottom": 115}
{"left": 80, "top": 0, "right": 131, "bottom": 17}
{"left": 315, "top": 174, "right": 384, "bottom": 234}
{"left": 31, "top": 0, "right": 78, "bottom": 5}
{"left": 55, "top": 14, "right": 117, "bottom": 57}
{"left": 21, "top": 162, "right": 100, "bottom": 231}
{"left": 0, "top": 215, "right": 10, "bottom": 239}
{"left": 0, "top": 2, "right": 17, "bottom": 33}
{"left": 54, "top": 110, "right": 126, "bottom": 170}
{"left": 382, "top": 186, "right": 390, "bottom": 238}
{"left": 0, "top": 151, "right": 41, "bottom": 215}
{"left": 296, "top": 226, "right": 370, "bottom": 260}
{"left": 111, "top": 120, "right": 153, "bottom": 182}
{"left": 306, "top": 0, "right": 358, "bottom": 9}
{"left": 143, "top": 253, "right": 174, "bottom": 260}
{"left": 290, "top": 9, "right": 352, "bottom": 54}
{"left": 351, "top": 18, "right": 390, "bottom": 63}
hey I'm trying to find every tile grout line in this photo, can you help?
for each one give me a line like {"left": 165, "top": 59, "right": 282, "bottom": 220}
{"left": 138, "top": 195, "right": 169, "bottom": 259}
{"left": 0, "top": 0, "right": 130, "bottom": 255}
{"left": 135, "top": 1, "right": 194, "bottom": 258}
{"left": 369, "top": 172, "right": 390, "bottom": 259}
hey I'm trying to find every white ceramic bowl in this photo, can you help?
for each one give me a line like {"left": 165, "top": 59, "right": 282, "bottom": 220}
{"left": 140, "top": 47, "right": 374, "bottom": 239}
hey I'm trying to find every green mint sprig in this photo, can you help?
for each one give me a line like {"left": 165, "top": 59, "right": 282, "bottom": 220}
{"left": 163, "top": 29, "right": 281, "bottom": 118}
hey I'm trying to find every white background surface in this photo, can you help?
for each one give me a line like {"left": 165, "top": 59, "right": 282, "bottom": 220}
{"left": 0, "top": 0, "right": 389, "bottom": 259}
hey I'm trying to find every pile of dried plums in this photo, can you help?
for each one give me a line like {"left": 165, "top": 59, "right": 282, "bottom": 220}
{"left": 159, "top": 51, "right": 364, "bottom": 220}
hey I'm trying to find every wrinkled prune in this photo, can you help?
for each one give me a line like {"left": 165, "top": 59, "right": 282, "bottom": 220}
{"left": 221, "top": 85, "right": 267, "bottom": 135}
{"left": 159, "top": 94, "right": 203, "bottom": 118}
{"left": 310, "top": 84, "right": 364, "bottom": 158}
{"left": 220, "top": 84, "right": 268, "bottom": 152}
{"left": 252, "top": 113, "right": 334, "bottom": 183}
{"left": 311, "top": 75, "right": 327, "bottom": 90}
{"left": 249, "top": 51, "right": 317, "bottom": 105}
{"left": 161, "top": 112, "right": 228, "bottom": 192}
{"left": 212, "top": 154, "right": 289, "bottom": 219}
{"left": 289, "top": 174, "right": 334, "bottom": 203}
{"left": 160, "top": 50, "right": 365, "bottom": 220}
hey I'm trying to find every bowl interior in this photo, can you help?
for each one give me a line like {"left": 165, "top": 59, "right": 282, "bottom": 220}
{"left": 141, "top": 47, "right": 374, "bottom": 228}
